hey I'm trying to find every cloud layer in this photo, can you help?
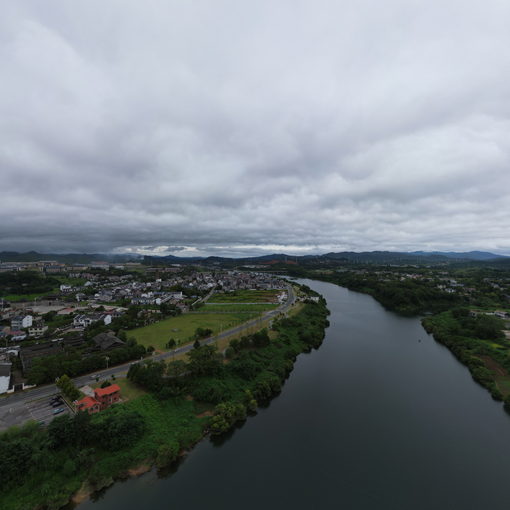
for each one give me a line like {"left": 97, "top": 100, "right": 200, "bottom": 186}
{"left": 1, "top": 1, "right": 510, "bottom": 256}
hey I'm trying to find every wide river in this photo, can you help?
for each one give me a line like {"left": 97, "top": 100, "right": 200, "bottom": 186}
{"left": 79, "top": 279, "right": 510, "bottom": 510}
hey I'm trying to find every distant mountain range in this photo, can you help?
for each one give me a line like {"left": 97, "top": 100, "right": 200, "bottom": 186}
{"left": 410, "top": 251, "right": 504, "bottom": 261}
{"left": 0, "top": 250, "right": 508, "bottom": 266}
{"left": 0, "top": 251, "right": 142, "bottom": 264}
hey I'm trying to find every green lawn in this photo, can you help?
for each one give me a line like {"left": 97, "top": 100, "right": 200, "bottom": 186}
{"left": 201, "top": 303, "right": 278, "bottom": 313}
{"left": 3, "top": 291, "right": 55, "bottom": 302}
{"left": 129, "top": 312, "right": 259, "bottom": 350}
{"left": 208, "top": 289, "right": 282, "bottom": 303}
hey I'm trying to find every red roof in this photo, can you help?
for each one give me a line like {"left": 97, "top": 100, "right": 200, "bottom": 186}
{"left": 76, "top": 396, "right": 99, "bottom": 409}
{"left": 94, "top": 384, "right": 121, "bottom": 397}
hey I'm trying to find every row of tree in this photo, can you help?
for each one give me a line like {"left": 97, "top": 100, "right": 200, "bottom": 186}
{"left": 28, "top": 343, "right": 146, "bottom": 385}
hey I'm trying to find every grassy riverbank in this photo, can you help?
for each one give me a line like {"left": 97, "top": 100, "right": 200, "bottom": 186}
{"left": 0, "top": 288, "right": 329, "bottom": 510}
{"left": 422, "top": 310, "right": 510, "bottom": 400}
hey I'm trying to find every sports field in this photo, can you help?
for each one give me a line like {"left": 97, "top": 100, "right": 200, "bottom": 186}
{"left": 129, "top": 312, "right": 260, "bottom": 350}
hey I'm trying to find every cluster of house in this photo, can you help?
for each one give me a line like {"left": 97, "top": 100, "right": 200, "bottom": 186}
{"left": 470, "top": 310, "right": 510, "bottom": 320}
{"left": 215, "top": 271, "right": 287, "bottom": 292}
{"left": 0, "top": 305, "right": 126, "bottom": 343}
{"left": 0, "top": 314, "right": 47, "bottom": 342}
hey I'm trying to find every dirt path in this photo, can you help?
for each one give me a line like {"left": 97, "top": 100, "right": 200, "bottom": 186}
{"left": 480, "top": 355, "right": 508, "bottom": 377}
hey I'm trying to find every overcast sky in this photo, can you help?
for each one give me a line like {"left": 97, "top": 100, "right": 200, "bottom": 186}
{"left": 1, "top": 1, "right": 509, "bottom": 257}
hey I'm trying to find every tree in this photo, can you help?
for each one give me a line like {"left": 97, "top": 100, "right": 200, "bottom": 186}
{"left": 187, "top": 344, "right": 222, "bottom": 377}
{"left": 92, "top": 408, "right": 145, "bottom": 450}
{"left": 194, "top": 327, "right": 212, "bottom": 339}
{"left": 252, "top": 328, "right": 270, "bottom": 347}
{"left": 209, "top": 401, "right": 247, "bottom": 435}
{"left": 167, "top": 338, "right": 177, "bottom": 350}
{"left": 167, "top": 360, "right": 188, "bottom": 378}
{"left": 156, "top": 441, "right": 179, "bottom": 468}
{"left": 56, "top": 374, "right": 80, "bottom": 401}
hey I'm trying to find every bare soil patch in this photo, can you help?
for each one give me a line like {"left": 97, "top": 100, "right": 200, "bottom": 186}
{"left": 480, "top": 355, "right": 508, "bottom": 377}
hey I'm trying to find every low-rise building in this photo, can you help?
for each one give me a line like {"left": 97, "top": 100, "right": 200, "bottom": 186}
{"left": 73, "top": 313, "right": 112, "bottom": 328}
{"left": 75, "top": 384, "right": 121, "bottom": 414}
{"left": 28, "top": 318, "right": 48, "bottom": 338}
{"left": 92, "top": 332, "right": 125, "bottom": 351}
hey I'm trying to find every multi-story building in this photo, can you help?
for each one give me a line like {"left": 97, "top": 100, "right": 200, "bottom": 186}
{"left": 11, "top": 315, "right": 33, "bottom": 330}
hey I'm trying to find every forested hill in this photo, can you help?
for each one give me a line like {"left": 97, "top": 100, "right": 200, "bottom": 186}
{"left": 1, "top": 250, "right": 507, "bottom": 267}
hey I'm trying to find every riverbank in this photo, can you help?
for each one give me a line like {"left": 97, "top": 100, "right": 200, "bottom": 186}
{"left": 0, "top": 288, "right": 329, "bottom": 510}
{"left": 422, "top": 310, "right": 510, "bottom": 401}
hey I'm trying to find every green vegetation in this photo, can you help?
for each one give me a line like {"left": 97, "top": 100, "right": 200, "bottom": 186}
{"left": 209, "top": 289, "right": 281, "bottom": 303}
{"left": 130, "top": 312, "right": 259, "bottom": 350}
{"left": 56, "top": 375, "right": 81, "bottom": 401}
{"left": 108, "top": 377, "right": 147, "bottom": 401}
{"left": 0, "top": 405, "right": 149, "bottom": 510}
{"left": 28, "top": 342, "right": 146, "bottom": 385}
{"left": 128, "top": 297, "right": 329, "bottom": 417}
{"left": 0, "top": 271, "right": 60, "bottom": 299}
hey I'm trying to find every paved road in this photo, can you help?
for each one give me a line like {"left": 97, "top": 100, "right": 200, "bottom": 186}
{"left": 0, "top": 285, "right": 295, "bottom": 415}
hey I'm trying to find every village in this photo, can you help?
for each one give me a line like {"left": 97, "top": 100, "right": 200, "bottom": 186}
{"left": 0, "top": 262, "right": 288, "bottom": 399}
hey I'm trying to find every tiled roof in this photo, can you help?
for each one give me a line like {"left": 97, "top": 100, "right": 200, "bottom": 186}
{"left": 94, "top": 384, "right": 121, "bottom": 397}
{"left": 76, "top": 396, "right": 99, "bottom": 409}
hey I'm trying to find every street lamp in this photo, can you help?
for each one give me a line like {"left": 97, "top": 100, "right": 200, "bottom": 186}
{"left": 105, "top": 356, "right": 110, "bottom": 369}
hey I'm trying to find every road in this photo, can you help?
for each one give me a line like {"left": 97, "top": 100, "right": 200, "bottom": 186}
{"left": 0, "top": 285, "right": 295, "bottom": 415}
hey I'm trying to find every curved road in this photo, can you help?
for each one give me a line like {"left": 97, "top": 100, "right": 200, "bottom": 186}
{"left": 0, "top": 285, "right": 295, "bottom": 414}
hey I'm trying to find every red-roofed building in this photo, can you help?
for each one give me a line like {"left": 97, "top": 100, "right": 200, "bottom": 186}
{"left": 75, "top": 395, "right": 101, "bottom": 414}
{"left": 94, "top": 384, "right": 121, "bottom": 409}
{"left": 75, "top": 383, "right": 121, "bottom": 414}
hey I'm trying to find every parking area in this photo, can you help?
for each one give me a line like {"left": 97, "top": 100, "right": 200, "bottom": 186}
{"left": 26, "top": 395, "right": 72, "bottom": 425}
{"left": 0, "top": 394, "right": 72, "bottom": 431}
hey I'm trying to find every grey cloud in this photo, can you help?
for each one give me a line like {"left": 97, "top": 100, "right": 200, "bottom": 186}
{"left": 1, "top": 1, "right": 510, "bottom": 257}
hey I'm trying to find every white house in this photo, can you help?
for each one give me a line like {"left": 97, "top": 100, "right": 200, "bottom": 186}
{"left": 73, "top": 313, "right": 112, "bottom": 328}
{"left": 0, "top": 363, "right": 11, "bottom": 394}
{"left": 11, "top": 315, "right": 33, "bottom": 330}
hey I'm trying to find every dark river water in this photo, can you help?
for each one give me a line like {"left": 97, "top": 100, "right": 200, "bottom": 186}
{"left": 79, "top": 279, "right": 510, "bottom": 510}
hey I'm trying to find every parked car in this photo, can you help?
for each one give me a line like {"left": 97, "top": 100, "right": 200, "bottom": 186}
{"left": 53, "top": 408, "right": 65, "bottom": 415}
